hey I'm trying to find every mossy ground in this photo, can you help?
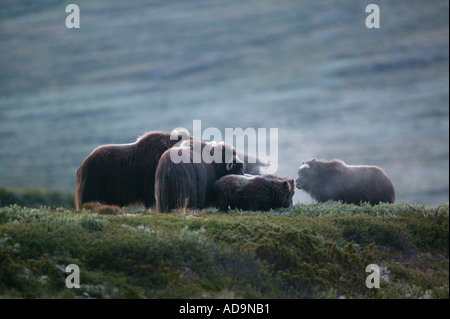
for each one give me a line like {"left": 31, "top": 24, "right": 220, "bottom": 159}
{"left": 0, "top": 201, "right": 448, "bottom": 299}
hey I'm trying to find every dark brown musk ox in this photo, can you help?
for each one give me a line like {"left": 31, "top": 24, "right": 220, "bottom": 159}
{"left": 155, "top": 140, "right": 244, "bottom": 213}
{"left": 75, "top": 130, "right": 190, "bottom": 210}
{"left": 295, "top": 159, "right": 396, "bottom": 205}
{"left": 213, "top": 174, "right": 296, "bottom": 211}
{"left": 75, "top": 130, "right": 269, "bottom": 211}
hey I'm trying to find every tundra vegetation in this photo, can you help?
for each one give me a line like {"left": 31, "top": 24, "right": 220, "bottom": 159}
{"left": 0, "top": 188, "right": 448, "bottom": 299}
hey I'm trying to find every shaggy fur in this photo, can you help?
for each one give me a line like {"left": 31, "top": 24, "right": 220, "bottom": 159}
{"left": 295, "top": 159, "right": 395, "bottom": 205}
{"left": 155, "top": 141, "right": 244, "bottom": 213}
{"left": 75, "top": 131, "right": 187, "bottom": 210}
{"left": 75, "top": 130, "right": 270, "bottom": 210}
{"left": 213, "top": 174, "right": 295, "bottom": 211}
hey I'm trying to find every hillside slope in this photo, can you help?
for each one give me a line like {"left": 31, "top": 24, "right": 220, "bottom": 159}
{"left": 1, "top": 202, "right": 448, "bottom": 299}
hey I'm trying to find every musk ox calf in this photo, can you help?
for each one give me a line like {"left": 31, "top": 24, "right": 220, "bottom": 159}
{"left": 155, "top": 140, "right": 244, "bottom": 213}
{"left": 295, "top": 159, "right": 395, "bottom": 205}
{"left": 213, "top": 174, "right": 295, "bottom": 211}
{"left": 75, "top": 130, "right": 189, "bottom": 210}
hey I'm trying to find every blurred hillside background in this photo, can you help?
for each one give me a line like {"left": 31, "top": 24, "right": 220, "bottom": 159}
{"left": 0, "top": 0, "right": 448, "bottom": 206}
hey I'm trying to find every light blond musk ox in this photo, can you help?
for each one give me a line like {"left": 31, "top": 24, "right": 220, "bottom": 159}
{"left": 295, "top": 159, "right": 395, "bottom": 205}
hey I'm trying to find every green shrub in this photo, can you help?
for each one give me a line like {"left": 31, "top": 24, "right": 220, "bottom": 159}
{"left": 0, "top": 202, "right": 448, "bottom": 298}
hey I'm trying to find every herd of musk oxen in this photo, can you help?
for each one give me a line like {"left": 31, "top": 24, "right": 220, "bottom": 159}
{"left": 75, "top": 130, "right": 396, "bottom": 212}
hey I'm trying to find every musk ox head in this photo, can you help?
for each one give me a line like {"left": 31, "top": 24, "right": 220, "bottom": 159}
{"left": 281, "top": 178, "right": 296, "bottom": 207}
{"left": 295, "top": 158, "right": 347, "bottom": 193}
{"left": 220, "top": 142, "right": 245, "bottom": 176}
{"left": 268, "top": 176, "right": 296, "bottom": 208}
{"left": 295, "top": 159, "right": 317, "bottom": 191}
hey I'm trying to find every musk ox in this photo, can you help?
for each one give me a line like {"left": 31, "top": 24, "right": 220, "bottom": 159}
{"left": 155, "top": 140, "right": 244, "bottom": 213}
{"left": 213, "top": 174, "right": 295, "bottom": 211}
{"left": 75, "top": 130, "right": 189, "bottom": 210}
{"left": 295, "top": 159, "right": 396, "bottom": 205}
{"left": 75, "top": 130, "right": 269, "bottom": 211}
